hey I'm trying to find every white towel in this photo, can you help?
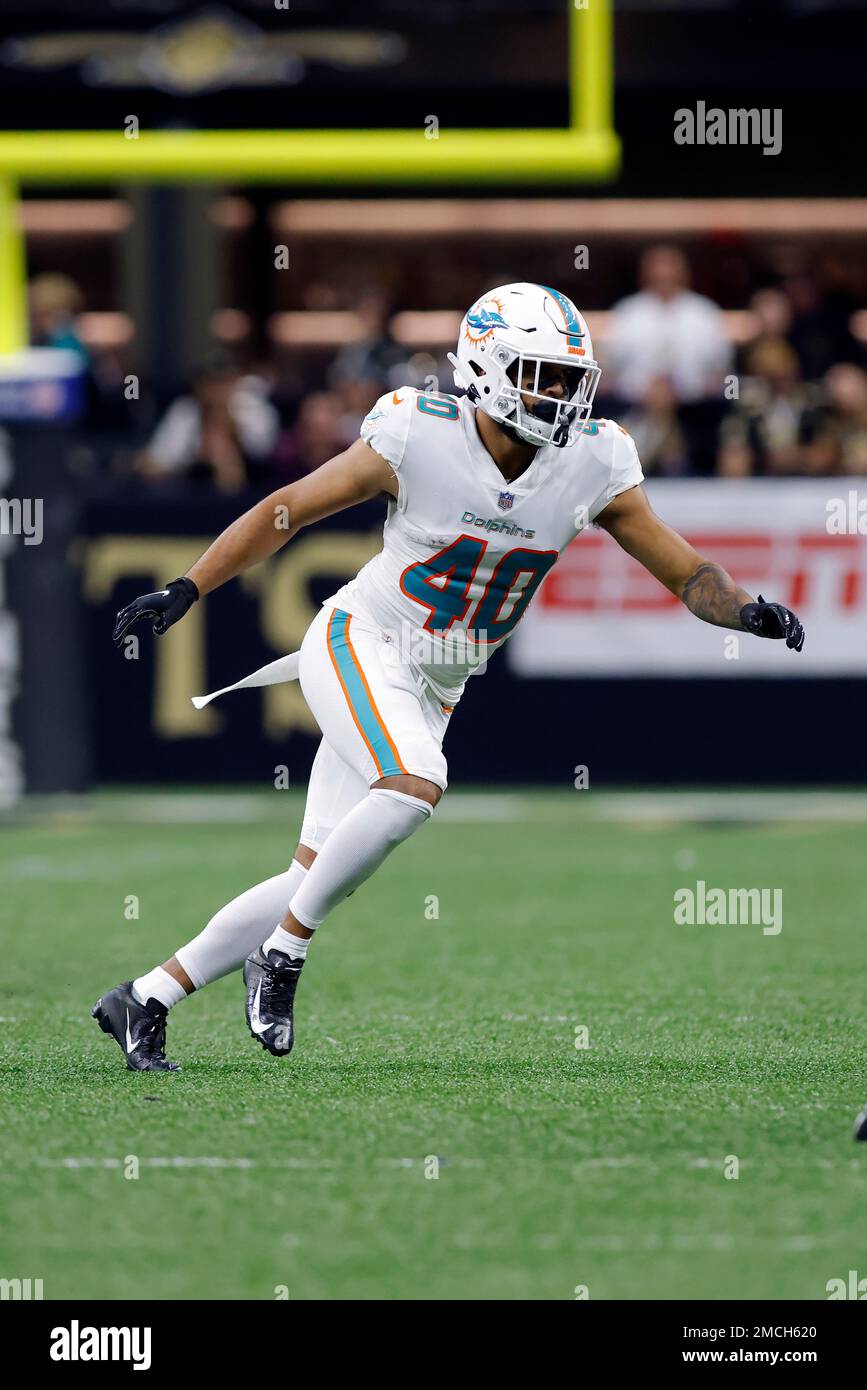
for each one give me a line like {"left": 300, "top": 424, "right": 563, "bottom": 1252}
{"left": 192, "top": 651, "right": 300, "bottom": 709}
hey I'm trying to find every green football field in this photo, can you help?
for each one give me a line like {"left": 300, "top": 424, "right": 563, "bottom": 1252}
{"left": 1, "top": 787, "right": 866, "bottom": 1302}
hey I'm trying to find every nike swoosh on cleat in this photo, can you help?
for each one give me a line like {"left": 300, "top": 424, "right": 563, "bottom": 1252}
{"left": 249, "top": 980, "right": 272, "bottom": 1036}
{"left": 125, "top": 1007, "right": 142, "bottom": 1054}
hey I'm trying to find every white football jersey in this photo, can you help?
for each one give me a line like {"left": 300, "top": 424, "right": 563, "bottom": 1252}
{"left": 326, "top": 388, "right": 643, "bottom": 705}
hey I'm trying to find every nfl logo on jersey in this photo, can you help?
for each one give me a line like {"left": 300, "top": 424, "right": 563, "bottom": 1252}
{"left": 497, "top": 490, "right": 515, "bottom": 511}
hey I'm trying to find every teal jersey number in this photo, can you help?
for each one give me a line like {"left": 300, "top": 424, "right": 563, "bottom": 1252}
{"left": 471, "top": 546, "right": 557, "bottom": 641}
{"left": 416, "top": 394, "right": 460, "bottom": 421}
{"left": 400, "top": 535, "right": 557, "bottom": 640}
{"left": 400, "top": 535, "right": 484, "bottom": 632}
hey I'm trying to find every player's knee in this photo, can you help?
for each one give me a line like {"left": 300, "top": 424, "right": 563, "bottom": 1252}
{"left": 293, "top": 843, "right": 318, "bottom": 870}
{"left": 373, "top": 772, "right": 443, "bottom": 808}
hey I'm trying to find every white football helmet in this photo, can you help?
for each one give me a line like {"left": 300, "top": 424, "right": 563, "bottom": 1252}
{"left": 448, "top": 282, "right": 600, "bottom": 448}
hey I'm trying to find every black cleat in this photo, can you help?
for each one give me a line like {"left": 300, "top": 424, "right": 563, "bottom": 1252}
{"left": 243, "top": 946, "right": 304, "bottom": 1056}
{"left": 855, "top": 1104, "right": 867, "bottom": 1141}
{"left": 91, "top": 982, "right": 180, "bottom": 1072}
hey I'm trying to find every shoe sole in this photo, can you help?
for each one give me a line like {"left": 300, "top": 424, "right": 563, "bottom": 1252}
{"left": 245, "top": 1015, "right": 294, "bottom": 1058}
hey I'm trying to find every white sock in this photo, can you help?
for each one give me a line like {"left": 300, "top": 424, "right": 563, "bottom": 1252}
{"left": 172, "top": 860, "right": 309, "bottom": 993}
{"left": 132, "top": 966, "right": 187, "bottom": 1011}
{"left": 260, "top": 926, "right": 311, "bottom": 960}
{"left": 287, "top": 788, "right": 432, "bottom": 931}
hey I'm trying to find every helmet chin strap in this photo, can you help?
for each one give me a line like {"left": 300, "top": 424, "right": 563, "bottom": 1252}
{"left": 550, "top": 404, "right": 576, "bottom": 447}
{"left": 492, "top": 412, "right": 539, "bottom": 450}
{"left": 517, "top": 397, "right": 575, "bottom": 449}
{"left": 552, "top": 417, "right": 571, "bottom": 447}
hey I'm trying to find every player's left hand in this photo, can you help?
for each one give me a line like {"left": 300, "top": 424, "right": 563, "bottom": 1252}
{"left": 739, "top": 594, "right": 805, "bottom": 651}
{"left": 113, "top": 576, "right": 199, "bottom": 646}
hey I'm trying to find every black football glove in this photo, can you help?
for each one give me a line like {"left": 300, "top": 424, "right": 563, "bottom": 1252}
{"left": 739, "top": 594, "right": 805, "bottom": 652}
{"left": 113, "top": 576, "right": 199, "bottom": 647}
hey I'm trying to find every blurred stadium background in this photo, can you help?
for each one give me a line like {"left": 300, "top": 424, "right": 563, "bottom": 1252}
{"left": 2, "top": 0, "right": 867, "bottom": 1305}
{"left": 0, "top": 0, "right": 865, "bottom": 802}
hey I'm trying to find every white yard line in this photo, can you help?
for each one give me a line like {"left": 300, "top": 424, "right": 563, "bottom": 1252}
{"left": 31, "top": 1158, "right": 851, "bottom": 1254}
{"left": 36, "top": 1152, "right": 866, "bottom": 1176}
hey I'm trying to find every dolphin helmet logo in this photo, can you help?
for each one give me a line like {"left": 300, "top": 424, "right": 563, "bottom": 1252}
{"left": 464, "top": 298, "right": 509, "bottom": 343}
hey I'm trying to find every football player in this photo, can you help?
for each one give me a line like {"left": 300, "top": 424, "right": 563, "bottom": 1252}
{"left": 94, "top": 283, "right": 804, "bottom": 1070}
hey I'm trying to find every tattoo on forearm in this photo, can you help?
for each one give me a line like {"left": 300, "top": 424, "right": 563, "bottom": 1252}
{"left": 681, "top": 563, "right": 752, "bottom": 631}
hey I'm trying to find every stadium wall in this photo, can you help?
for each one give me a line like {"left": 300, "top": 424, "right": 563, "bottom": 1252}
{"left": 10, "top": 471, "right": 866, "bottom": 791}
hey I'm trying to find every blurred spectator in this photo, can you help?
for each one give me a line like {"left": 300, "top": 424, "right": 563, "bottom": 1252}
{"left": 274, "top": 392, "right": 347, "bottom": 481}
{"left": 328, "top": 289, "right": 408, "bottom": 393}
{"left": 27, "top": 272, "right": 136, "bottom": 430}
{"left": 620, "top": 376, "right": 690, "bottom": 476}
{"left": 717, "top": 338, "right": 821, "bottom": 477}
{"left": 808, "top": 364, "right": 867, "bottom": 475}
{"left": 745, "top": 287, "right": 794, "bottom": 348}
{"left": 28, "top": 273, "right": 89, "bottom": 365}
{"left": 782, "top": 269, "right": 861, "bottom": 381}
{"left": 334, "top": 375, "right": 386, "bottom": 445}
{"left": 136, "top": 358, "right": 279, "bottom": 494}
{"left": 327, "top": 289, "right": 410, "bottom": 438}
{"left": 606, "top": 246, "right": 732, "bottom": 404}
{"left": 734, "top": 288, "right": 797, "bottom": 391}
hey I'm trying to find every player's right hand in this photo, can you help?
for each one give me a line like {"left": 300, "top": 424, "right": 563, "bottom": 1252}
{"left": 112, "top": 576, "right": 199, "bottom": 646}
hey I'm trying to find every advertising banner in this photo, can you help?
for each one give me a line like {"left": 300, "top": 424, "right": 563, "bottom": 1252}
{"left": 509, "top": 479, "right": 867, "bottom": 678}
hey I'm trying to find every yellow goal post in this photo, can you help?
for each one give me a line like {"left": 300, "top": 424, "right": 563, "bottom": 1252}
{"left": 0, "top": 1, "right": 617, "bottom": 353}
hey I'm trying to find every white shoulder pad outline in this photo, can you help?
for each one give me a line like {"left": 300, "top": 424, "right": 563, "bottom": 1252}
{"left": 360, "top": 388, "right": 416, "bottom": 470}
{"left": 573, "top": 418, "right": 643, "bottom": 507}
{"left": 603, "top": 419, "right": 644, "bottom": 505}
